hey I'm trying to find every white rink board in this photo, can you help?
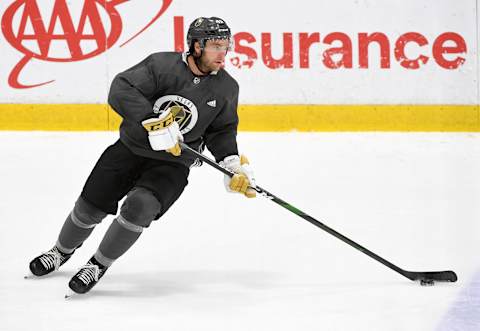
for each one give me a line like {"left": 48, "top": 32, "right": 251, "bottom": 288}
{"left": 0, "top": 0, "right": 478, "bottom": 104}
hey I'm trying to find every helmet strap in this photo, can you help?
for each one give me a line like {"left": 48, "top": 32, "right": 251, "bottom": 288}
{"left": 193, "top": 50, "right": 210, "bottom": 75}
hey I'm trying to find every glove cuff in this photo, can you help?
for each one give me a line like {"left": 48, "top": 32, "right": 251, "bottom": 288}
{"left": 220, "top": 155, "right": 241, "bottom": 172}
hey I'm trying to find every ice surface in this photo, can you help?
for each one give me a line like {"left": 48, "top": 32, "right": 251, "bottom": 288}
{"left": 0, "top": 132, "right": 478, "bottom": 331}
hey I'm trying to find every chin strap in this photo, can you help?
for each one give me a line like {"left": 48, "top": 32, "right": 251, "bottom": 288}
{"left": 193, "top": 52, "right": 210, "bottom": 75}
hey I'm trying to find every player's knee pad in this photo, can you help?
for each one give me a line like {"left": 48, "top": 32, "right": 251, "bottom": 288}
{"left": 71, "top": 196, "right": 107, "bottom": 228}
{"left": 119, "top": 187, "right": 162, "bottom": 228}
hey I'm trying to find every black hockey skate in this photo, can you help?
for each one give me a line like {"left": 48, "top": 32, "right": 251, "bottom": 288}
{"left": 67, "top": 256, "right": 108, "bottom": 295}
{"left": 28, "top": 245, "right": 80, "bottom": 277}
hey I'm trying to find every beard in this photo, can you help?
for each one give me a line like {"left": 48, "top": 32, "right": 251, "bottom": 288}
{"left": 196, "top": 55, "right": 224, "bottom": 73}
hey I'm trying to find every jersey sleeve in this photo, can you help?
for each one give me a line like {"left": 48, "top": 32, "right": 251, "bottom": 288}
{"left": 204, "top": 82, "right": 240, "bottom": 162}
{"left": 107, "top": 55, "right": 159, "bottom": 122}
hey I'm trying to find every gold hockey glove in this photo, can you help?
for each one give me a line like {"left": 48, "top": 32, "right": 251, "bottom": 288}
{"left": 142, "top": 107, "right": 183, "bottom": 156}
{"left": 220, "top": 155, "right": 256, "bottom": 198}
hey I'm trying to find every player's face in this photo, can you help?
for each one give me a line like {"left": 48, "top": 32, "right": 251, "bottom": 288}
{"left": 199, "top": 39, "right": 230, "bottom": 71}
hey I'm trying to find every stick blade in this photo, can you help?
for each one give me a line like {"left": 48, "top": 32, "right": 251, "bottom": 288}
{"left": 404, "top": 270, "right": 457, "bottom": 283}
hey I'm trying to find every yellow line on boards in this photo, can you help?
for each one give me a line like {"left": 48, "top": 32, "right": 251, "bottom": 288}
{"left": 238, "top": 104, "right": 480, "bottom": 132}
{"left": 0, "top": 104, "right": 478, "bottom": 132}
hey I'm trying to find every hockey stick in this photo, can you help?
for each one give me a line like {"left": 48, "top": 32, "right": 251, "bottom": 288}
{"left": 181, "top": 142, "right": 457, "bottom": 284}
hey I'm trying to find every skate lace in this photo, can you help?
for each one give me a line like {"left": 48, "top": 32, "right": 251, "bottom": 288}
{"left": 39, "top": 248, "right": 63, "bottom": 271}
{"left": 77, "top": 263, "right": 100, "bottom": 285}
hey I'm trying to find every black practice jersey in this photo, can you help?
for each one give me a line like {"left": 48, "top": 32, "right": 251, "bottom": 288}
{"left": 108, "top": 52, "right": 239, "bottom": 168}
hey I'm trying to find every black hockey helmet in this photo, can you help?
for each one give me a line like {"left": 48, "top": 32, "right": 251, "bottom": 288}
{"left": 187, "top": 17, "right": 232, "bottom": 53}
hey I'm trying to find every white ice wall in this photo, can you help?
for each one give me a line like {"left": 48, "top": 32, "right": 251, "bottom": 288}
{"left": 0, "top": 0, "right": 478, "bottom": 104}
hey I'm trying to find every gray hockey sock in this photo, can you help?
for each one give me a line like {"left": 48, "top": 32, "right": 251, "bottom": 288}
{"left": 56, "top": 213, "right": 94, "bottom": 253}
{"left": 95, "top": 215, "right": 143, "bottom": 267}
{"left": 57, "top": 197, "right": 107, "bottom": 254}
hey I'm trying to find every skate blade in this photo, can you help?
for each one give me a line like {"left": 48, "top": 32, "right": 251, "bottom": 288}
{"left": 65, "top": 289, "right": 78, "bottom": 299}
{"left": 24, "top": 271, "right": 35, "bottom": 279}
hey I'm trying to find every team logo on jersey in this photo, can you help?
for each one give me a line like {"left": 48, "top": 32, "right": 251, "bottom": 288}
{"left": 153, "top": 95, "right": 198, "bottom": 134}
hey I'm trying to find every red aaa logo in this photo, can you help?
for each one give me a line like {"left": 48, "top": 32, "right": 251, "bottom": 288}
{"left": 1, "top": 0, "right": 172, "bottom": 88}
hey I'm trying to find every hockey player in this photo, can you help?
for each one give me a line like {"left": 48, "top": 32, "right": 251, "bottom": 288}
{"left": 27, "top": 17, "right": 256, "bottom": 296}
